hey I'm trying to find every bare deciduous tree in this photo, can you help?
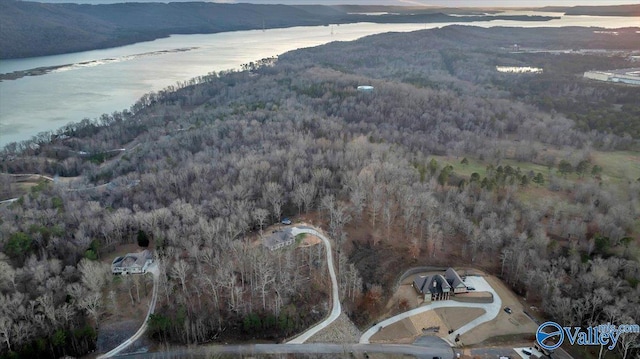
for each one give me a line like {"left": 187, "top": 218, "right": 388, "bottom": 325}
{"left": 171, "top": 259, "right": 191, "bottom": 295}
{"left": 253, "top": 208, "right": 270, "bottom": 237}
{"left": 264, "top": 182, "right": 284, "bottom": 222}
{"left": 79, "top": 259, "right": 109, "bottom": 293}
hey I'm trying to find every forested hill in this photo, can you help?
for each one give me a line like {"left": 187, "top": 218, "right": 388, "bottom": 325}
{"left": 0, "top": 0, "right": 341, "bottom": 59}
{"left": 0, "top": 0, "right": 558, "bottom": 59}
{"left": 539, "top": 4, "right": 640, "bottom": 16}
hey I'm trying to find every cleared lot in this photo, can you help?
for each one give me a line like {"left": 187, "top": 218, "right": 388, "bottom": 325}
{"left": 459, "top": 276, "right": 538, "bottom": 345}
{"left": 363, "top": 273, "right": 540, "bottom": 347}
{"left": 361, "top": 275, "right": 500, "bottom": 344}
{"left": 434, "top": 307, "right": 485, "bottom": 333}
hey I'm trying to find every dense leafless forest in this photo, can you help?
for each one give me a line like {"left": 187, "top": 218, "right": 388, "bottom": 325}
{"left": 1, "top": 26, "right": 639, "bottom": 358}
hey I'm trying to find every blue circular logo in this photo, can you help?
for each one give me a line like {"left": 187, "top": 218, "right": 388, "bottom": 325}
{"left": 536, "top": 321, "right": 564, "bottom": 351}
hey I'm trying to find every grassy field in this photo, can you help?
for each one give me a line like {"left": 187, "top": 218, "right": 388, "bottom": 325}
{"left": 432, "top": 150, "right": 640, "bottom": 246}
{"left": 514, "top": 187, "right": 573, "bottom": 211}
{"left": 591, "top": 150, "right": 640, "bottom": 183}
{"left": 0, "top": 177, "right": 42, "bottom": 200}
{"left": 431, "top": 155, "right": 549, "bottom": 179}
{"left": 431, "top": 149, "right": 640, "bottom": 185}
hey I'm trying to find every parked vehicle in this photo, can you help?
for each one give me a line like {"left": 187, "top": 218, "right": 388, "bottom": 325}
{"left": 504, "top": 307, "right": 513, "bottom": 314}
{"left": 281, "top": 217, "right": 292, "bottom": 225}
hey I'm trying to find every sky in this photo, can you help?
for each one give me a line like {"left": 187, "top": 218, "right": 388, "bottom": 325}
{"left": 32, "top": 0, "right": 640, "bottom": 6}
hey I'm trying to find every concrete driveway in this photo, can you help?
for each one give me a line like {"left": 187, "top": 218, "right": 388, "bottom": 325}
{"left": 286, "top": 226, "right": 341, "bottom": 344}
{"left": 98, "top": 262, "right": 160, "bottom": 358}
{"left": 360, "top": 275, "right": 502, "bottom": 344}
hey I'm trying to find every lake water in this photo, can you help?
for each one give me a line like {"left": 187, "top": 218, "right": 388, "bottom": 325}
{"left": 1, "top": 13, "right": 638, "bottom": 147}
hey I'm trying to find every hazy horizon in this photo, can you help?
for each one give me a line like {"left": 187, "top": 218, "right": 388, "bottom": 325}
{"left": 30, "top": 0, "right": 640, "bottom": 7}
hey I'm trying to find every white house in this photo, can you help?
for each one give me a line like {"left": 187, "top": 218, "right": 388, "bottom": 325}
{"left": 111, "top": 249, "right": 153, "bottom": 274}
{"left": 263, "top": 230, "right": 294, "bottom": 251}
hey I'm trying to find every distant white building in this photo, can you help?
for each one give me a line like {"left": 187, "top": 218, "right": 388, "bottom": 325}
{"left": 584, "top": 68, "right": 640, "bottom": 86}
{"left": 496, "top": 66, "right": 543, "bottom": 74}
{"left": 584, "top": 71, "right": 610, "bottom": 81}
{"left": 357, "top": 85, "right": 374, "bottom": 92}
{"left": 111, "top": 249, "right": 153, "bottom": 274}
{"left": 611, "top": 74, "right": 640, "bottom": 85}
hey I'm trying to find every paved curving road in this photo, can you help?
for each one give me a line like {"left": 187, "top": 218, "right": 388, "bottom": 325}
{"left": 105, "top": 225, "right": 456, "bottom": 359}
{"left": 98, "top": 224, "right": 336, "bottom": 357}
{"left": 286, "top": 226, "right": 341, "bottom": 344}
{"left": 116, "top": 343, "right": 453, "bottom": 359}
{"left": 360, "top": 275, "right": 502, "bottom": 344}
{"left": 97, "top": 263, "right": 160, "bottom": 359}
{"left": 0, "top": 198, "right": 19, "bottom": 205}
{"left": 3, "top": 173, "right": 55, "bottom": 181}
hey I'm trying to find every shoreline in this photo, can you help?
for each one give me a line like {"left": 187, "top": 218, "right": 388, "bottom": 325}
{"left": 0, "top": 14, "right": 557, "bottom": 61}
{"left": 0, "top": 47, "right": 199, "bottom": 82}
{"left": 1, "top": 20, "right": 638, "bottom": 148}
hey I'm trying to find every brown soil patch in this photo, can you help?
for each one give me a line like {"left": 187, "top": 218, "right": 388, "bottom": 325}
{"left": 455, "top": 291, "right": 492, "bottom": 299}
{"left": 101, "top": 243, "right": 150, "bottom": 264}
{"left": 299, "top": 234, "right": 321, "bottom": 247}
{"left": 381, "top": 284, "right": 421, "bottom": 318}
{"left": 406, "top": 310, "right": 443, "bottom": 335}
{"left": 370, "top": 320, "right": 415, "bottom": 343}
{"left": 101, "top": 273, "right": 154, "bottom": 325}
{"left": 433, "top": 307, "right": 485, "bottom": 332}
{"left": 370, "top": 310, "right": 446, "bottom": 343}
{"left": 307, "top": 312, "right": 361, "bottom": 343}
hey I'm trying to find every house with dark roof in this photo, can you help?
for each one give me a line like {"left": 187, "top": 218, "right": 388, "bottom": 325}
{"left": 413, "top": 274, "right": 451, "bottom": 302}
{"left": 445, "top": 267, "right": 468, "bottom": 294}
{"left": 412, "top": 267, "right": 467, "bottom": 302}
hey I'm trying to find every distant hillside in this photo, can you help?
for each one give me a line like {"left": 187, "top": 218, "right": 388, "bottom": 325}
{"left": 0, "top": 0, "right": 557, "bottom": 59}
{"left": 327, "top": 5, "right": 501, "bottom": 15}
{"left": 565, "top": 4, "right": 640, "bottom": 16}
{"left": 539, "top": 4, "right": 640, "bottom": 16}
{"left": 0, "top": 0, "right": 343, "bottom": 59}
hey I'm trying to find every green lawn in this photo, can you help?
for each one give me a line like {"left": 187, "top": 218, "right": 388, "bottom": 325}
{"left": 432, "top": 155, "right": 488, "bottom": 177}
{"left": 295, "top": 233, "right": 307, "bottom": 245}
{"left": 432, "top": 152, "right": 639, "bottom": 237}
{"left": 430, "top": 155, "right": 549, "bottom": 179}
{"left": 591, "top": 151, "right": 640, "bottom": 183}
{"left": 432, "top": 149, "right": 640, "bottom": 185}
